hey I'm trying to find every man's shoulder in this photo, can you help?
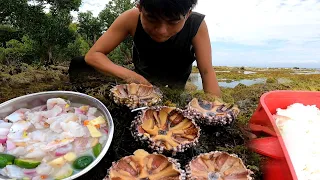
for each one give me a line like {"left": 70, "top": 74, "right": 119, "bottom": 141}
{"left": 124, "top": 8, "right": 140, "bottom": 17}
{"left": 117, "top": 8, "right": 140, "bottom": 35}
{"left": 120, "top": 8, "right": 140, "bottom": 23}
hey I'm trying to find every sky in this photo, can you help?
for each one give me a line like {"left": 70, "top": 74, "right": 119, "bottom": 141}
{"left": 72, "top": 0, "right": 320, "bottom": 68}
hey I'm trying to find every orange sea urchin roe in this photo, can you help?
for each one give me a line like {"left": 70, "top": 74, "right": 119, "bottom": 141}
{"left": 108, "top": 149, "right": 182, "bottom": 180}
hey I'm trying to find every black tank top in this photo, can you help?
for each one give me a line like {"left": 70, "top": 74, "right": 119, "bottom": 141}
{"left": 132, "top": 12, "right": 205, "bottom": 89}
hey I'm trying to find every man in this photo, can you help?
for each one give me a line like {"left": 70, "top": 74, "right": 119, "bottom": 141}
{"left": 69, "top": 0, "right": 221, "bottom": 96}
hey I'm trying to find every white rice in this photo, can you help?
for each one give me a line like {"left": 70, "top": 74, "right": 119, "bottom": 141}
{"left": 274, "top": 103, "right": 320, "bottom": 180}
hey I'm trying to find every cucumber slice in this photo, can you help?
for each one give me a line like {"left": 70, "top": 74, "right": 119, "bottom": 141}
{"left": 92, "top": 143, "right": 102, "bottom": 157}
{"left": 14, "top": 159, "right": 41, "bottom": 169}
{"left": 0, "top": 154, "right": 15, "bottom": 168}
{"left": 73, "top": 156, "right": 94, "bottom": 170}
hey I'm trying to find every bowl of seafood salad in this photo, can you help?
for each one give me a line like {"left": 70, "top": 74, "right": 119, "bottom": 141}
{"left": 0, "top": 91, "right": 114, "bottom": 180}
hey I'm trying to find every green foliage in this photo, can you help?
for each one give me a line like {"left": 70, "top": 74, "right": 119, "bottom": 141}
{"left": 0, "top": 0, "right": 28, "bottom": 24}
{"left": 0, "top": 47, "right": 5, "bottom": 63}
{"left": 69, "top": 23, "right": 78, "bottom": 33}
{"left": 1, "top": 0, "right": 79, "bottom": 65}
{"left": 78, "top": 11, "right": 103, "bottom": 46}
{"left": 0, "top": 35, "right": 38, "bottom": 65}
{"left": 99, "top": 0, "right": 135, "bottom": 29}
{"left": 1, "top": 0, "right": 135, "bottom": 66}
{"left": 0, "top": 25, "right": 22, "bottom": 47}
{"left": 108, "top": 46, "right": 126, "bottom": 65}
{"left": 108, "top": 41, "right": 133, "bottom": 65}
{"left": 27, "top": 11, "right": 76, "bottom": 64}
{"left": 99, "top": 0, "right": 135, "bottom": 64}
{"left": 54, "top": 35, "right": 90, "bottom": 63}
{"left": 68, "top": 36, "right": 90, "bottom": 56}
{"left": 36, "top": 0, "right": 81, "bottom": 12}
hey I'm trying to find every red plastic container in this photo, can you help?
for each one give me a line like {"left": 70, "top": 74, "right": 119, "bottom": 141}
{"left": 248, "top": 90, "right": 320, "bottom": 180}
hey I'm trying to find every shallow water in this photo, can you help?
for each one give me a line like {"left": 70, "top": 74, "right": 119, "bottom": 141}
{"left": 215, "top": 71, "right": 231, "bottom": 73}
{"left": 188, "top": 73, "right": 266, "bottom": 89}
{"left": 243, "top": 71, "right": 257, "bottom": 75}
{"left": 291, "top": 71, "right": 320, "bottom": 75}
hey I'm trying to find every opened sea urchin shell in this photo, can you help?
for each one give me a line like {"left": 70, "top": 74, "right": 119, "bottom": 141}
{"left": 104, "top": 149, "right": 186, "bottom": 180}
{"left": 109, "top": 83, "right": 162, "bottom": 109}
{"left": 186, "top": 151, "right": 253, "bottom": 180}
{"left": 131, "top": 106, "right": 200, "bottom": 154}
{"left": 183, "top": 98, "right": 240, "bottom": 126}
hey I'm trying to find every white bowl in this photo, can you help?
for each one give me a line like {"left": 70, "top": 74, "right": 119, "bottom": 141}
{"left": 0, "top": 91, "right": 114, "bottom": 180}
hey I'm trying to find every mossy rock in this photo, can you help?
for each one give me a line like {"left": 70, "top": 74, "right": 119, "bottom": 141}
{"left": 266, "top": 77, "right": 277, "bottom": 83}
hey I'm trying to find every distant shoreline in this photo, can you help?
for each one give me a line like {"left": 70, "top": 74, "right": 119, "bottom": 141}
{"left": 192, "top": 65, "right": 320, "bottom": 70}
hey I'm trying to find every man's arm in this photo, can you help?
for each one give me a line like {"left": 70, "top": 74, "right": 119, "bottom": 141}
{"left": 192, "top": 20, "right": 221, "bottom": 97}
{"left": 85, "top": 9, "right": 151, "bottom": 85}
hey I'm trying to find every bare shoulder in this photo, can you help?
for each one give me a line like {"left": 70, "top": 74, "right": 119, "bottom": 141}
{"left": 115, "top": 8, "right": 140, "bottom": 36}
{"left": 192, "top": 19, "right": 209, "bottom": 44}
{"left": 195, "top": 20, "right": 208, "bottom": 37}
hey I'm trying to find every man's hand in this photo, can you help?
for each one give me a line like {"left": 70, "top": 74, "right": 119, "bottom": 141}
{"left": 124, "top": 71, "right": 152, "bottom": 85}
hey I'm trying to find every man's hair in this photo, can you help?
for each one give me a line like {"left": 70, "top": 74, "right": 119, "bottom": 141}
{"left": 139, "top": 0, "right": 198, "bottom": 20}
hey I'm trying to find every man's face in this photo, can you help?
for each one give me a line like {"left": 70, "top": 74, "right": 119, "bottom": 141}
{"left": 139, "top": 7, "right": 190, "bottom": 42}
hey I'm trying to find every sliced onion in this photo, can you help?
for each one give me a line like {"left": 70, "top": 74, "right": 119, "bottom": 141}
{"left": 31, "top": 176, "right": 43, "bottom": 180}
{"left": 55, "top": 144, "right": 72, "bottom": 156}
{"left": 0, "top": 144, "right": 4, "bottom": 152}
{"left": 102, "top": 127, "right": 108, "bottom": 134}
{"left": 6, "top": 140, "right": 16, "bottom": 151}
{"left": 0, "top": 122, "right": 13, "bottom": 128}
{"left": 0, "top": 135, "right": 7, "bottom": 144}
{"left": 55, "top": 152, "right": 66, "bottom": 157}
{"left": 23, "top": 168, "right": 37, "bottom": 175}
{"left": 87, "top": 115, "right": 97, "bottom": 120}
{"left": 0, "top": 128, "right": 9, "bottom": 136}
{"left": 74, "top": 108, "right": 85, "bottom": 115}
